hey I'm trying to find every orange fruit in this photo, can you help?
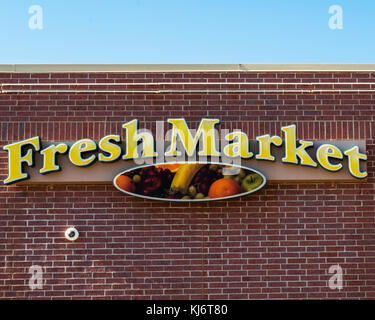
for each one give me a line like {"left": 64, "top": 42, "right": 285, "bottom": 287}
{"left": 208, "top": 178, "right": 241, "bottom": 199}
{"left": 155, "top": 163, "right": 181, "bottom": 173}
{"left": 116, "top": 175, "right": 136, "bottom": 193}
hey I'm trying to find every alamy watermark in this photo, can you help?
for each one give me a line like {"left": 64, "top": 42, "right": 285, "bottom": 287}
{"left": 28, "top": 5, "right": 43, "bottom": 30}
{"left": 328, "top": 264, "right": 343, "bottom": 291}
{"left": 131, "top": 120, "right": 243, "bottom": 174}
{"left": 28, "top": 265, "right": 44, "bottom": 290}
{"left": 328, "top": 5, "right": 343, "bottom": 30}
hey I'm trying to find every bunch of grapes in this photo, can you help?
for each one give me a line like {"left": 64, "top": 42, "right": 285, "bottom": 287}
{"left": 155, "top": 167, "right": 174, "bottom": 187}
{"left": 131, "top": 166, "right": 176, "bottom": 197}
{"left": 192, "top": 165, "right": 223, "bottom": 196}
{"left": 123, "top": 168, "right": 139, "bottom": 178}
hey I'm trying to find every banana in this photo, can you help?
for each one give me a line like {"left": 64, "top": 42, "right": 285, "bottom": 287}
{"left": 170, "top": 163, "right": 205, "bottom": 194}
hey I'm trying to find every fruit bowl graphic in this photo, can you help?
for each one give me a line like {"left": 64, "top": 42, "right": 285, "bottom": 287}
{"left": 113, "top": 162, "right": 266, "bottom": 202}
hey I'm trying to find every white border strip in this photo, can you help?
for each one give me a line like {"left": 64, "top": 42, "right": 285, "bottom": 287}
{"left": 2, "top": 89, "right": 375, "bottom": 93}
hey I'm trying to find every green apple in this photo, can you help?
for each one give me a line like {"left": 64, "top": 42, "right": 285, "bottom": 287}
{"left": 241, "top": 173, "right": 263, "bottom": 191}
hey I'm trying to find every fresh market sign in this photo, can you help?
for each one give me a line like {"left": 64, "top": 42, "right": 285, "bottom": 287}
{"left": 2, "top": 119, "right": 367, "bottom": 201}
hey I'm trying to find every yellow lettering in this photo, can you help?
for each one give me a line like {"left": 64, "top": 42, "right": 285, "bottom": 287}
{"left": 281, "top": 125, "right": 317, "bottom": 167}
{"left": 98, "top": 135, "right": 121, "bottom": 162}
{"left": 122, "top": 120, "right": 158, "bottom": 160}
{"left": 69, "top": 139, "right": 97, "bottom": 166}
{"left": 40, "top": 143, "right": 68, "bottom": 174}
{"left": 344, "top": 146, "right": 367, "bottom": 178}
{"left": 165, "top": 118, "right": 220, "bottom": 157}
{"left": 316, "top": 144, "right": 343, "bottom": 172}
{"left": 256, "top": 134, "right": 282, "bottom": 161}
{"left": 224, "top": 131, "right": 253, "bottom": 158}
{"left": 3, "top": 136, "right": 40, "bottom": 184}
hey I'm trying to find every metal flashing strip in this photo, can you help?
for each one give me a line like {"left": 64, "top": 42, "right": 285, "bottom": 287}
{"left": 0, "top": 64, "right": 375, "bottom": 73}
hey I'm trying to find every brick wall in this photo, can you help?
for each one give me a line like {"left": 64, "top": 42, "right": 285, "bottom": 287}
{"left": 0, "top": 70, "right": 374, "bottom": 299}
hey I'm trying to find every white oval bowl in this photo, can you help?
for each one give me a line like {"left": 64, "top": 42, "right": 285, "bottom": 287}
{"left": 113, "top": 162, "right": 267, "bottom": 202}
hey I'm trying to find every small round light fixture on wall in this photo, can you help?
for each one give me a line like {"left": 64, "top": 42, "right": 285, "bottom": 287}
{"left": 64, "top": 227, "right": 79, "bottom": 241}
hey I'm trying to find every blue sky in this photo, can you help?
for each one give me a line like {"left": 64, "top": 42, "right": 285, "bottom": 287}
{"left": 0, "top": 0, "right": 373, "bottom": 63}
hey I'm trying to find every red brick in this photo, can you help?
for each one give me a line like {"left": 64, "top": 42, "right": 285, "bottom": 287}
{"left": 0, "top": 70, "right": 374, "bottom": 300}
